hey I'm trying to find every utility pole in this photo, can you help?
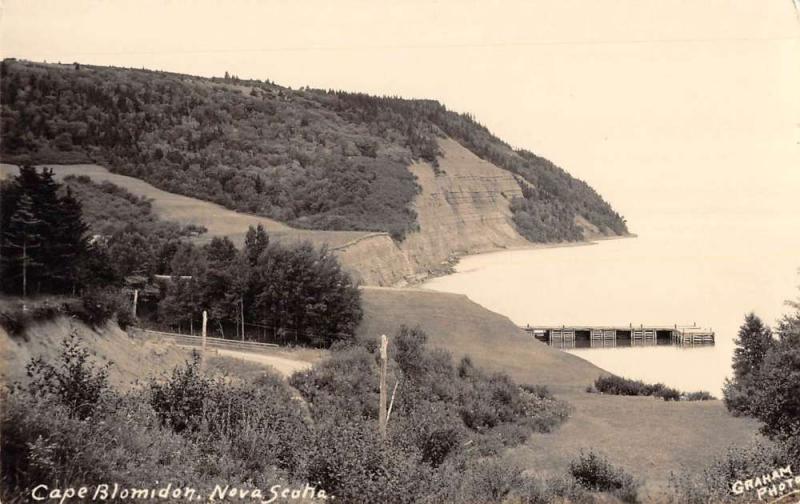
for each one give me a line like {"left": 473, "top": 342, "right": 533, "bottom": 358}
{"left": 201, "top": 310, "right": 208, "bottom": 371}
{"left": 132, "top": 289, "right": 138, "bottom": 319}
{"left": 379, "top": 334, "right": 388, "bottom": 440}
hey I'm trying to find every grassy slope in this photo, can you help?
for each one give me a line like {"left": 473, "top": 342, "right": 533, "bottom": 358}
{"left": 357, "top": 287, "right": 606, "bottom": 393}
{"left": 0, "top": 163, "right": 373, "bottom": 249}
{"left": 0, "top": 310, "right": 326, "bottom": 388}
{"left": 508, "top": 393, "right": 764, "bottom": 497}
{"left": 0, "top": 316, "right": 190, "bottom": 389}
{"left": 357, "top": 287, "right": 762, "bottom": 497}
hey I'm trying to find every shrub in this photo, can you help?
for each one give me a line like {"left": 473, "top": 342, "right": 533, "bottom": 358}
{"left": 594, "top": 375, "right": 709, "bottom": 402}
{"left": 507, "top": 474, "right": 592, "bottom": 504}
{"left": 0, "top": 299, "right": 64, "bottom": 337}
{"left": 150, "top": 356, "right": 312, "bottom": 476}
{"left": 456, "top": 459, "right": 524, "bottom": 504}
{"left": 66, "top": 287, "right": 127, "bottom": 327}
{"left": 666, "top": 441, "right": 787, "bottom": 503}
{"left": 24, "top": 331, "right": 110, "bottom": 419}
{"left": 305, "top": 415, "right": 429, "bottom": 504}
{"left": 684, "top": 391, "right": 715, "bottom": 401}
{"left": 149, "top": 353, "right": 212, "bottom": 432}
{"left": 656, "top": 386, "right": 682, "bottom": 402}
{"left": 569, "top": 450, "right": 640, "bottom": 503}
{"left": 520, "top": 383, "right": 554, "bottom": 400}
{"left": 390, "top": 399, "right": 467, "bottom": 467}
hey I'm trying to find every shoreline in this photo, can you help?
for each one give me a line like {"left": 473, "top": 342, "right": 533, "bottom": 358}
{"left": 406, "top": 232, "right": 638, "bottom": 288}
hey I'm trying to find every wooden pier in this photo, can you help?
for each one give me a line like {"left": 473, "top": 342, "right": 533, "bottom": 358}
{"left": 521, "top": 324, "right": 714, "bottom": 348}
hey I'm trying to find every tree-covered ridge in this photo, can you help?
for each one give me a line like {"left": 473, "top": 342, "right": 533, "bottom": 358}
{"left": 0, "top": 59, "right": 628, "bottom": 242}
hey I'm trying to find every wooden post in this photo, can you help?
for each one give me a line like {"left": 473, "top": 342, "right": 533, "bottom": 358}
{"left": 379, "top": 334, "right": 388, "bottom": 440}
{"left": 201, "top": 310, "right": 208, "bottom": 371}
{"left": 132, "top": 289, "right": 139, "bottom": 319}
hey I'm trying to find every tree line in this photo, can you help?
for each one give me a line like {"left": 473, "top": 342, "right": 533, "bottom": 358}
{"left": 1, "top": 167, "right": 362, "bottom": 348}
{"left": 157, "top": 230, "right": 362, "bottom": 347}
{"left": 1, "top": 59, "right": 627, "bottom": 243}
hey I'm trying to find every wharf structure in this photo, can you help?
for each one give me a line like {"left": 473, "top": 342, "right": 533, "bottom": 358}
{"left": 521, "top": 324, "right": 714, "bottom": 349}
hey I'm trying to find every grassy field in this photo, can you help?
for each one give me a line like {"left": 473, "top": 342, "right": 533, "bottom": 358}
{"left": 358, "top": 286, "right": 608, "bottom": 394}
{"left": 357, "top": 286, "right": 763, "bottom": 498}
{"left": 507, "top": 392, "right": 764, "bottom": 498}
{"left": 0, "top": 163, "right": 375, "bottom": 249}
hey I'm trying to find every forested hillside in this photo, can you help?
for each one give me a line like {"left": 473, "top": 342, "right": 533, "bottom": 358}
{"left": 0, "top": 59, "right": 627, "bottom": 242}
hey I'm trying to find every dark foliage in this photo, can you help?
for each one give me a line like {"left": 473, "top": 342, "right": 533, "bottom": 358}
{"left": 745, "top": 299, "right": 800, "bottom": 464}
{"left": 1, "top": 344, "right": 299, "bottom": 503}
{"left": 1, "top": 59, "right": 627, "bottom": 242}
{"left": 157, "top": 233, "right": 362, "bottom": 348}
{"left": 569, "top": 450, "right": 640, "bottom": 503}
{"left": 0, "top": 166, "right": 95, "bottom": 295}
{"left": 23, "top": 332, "right": 110, "bottom": 419}
{"left": 1, "top": 328, "right": 581, "bottom": 504}
{"left": 593, "top": 375, "right": 714, "bottom": 401}
{"left": 291, "top": 326, "right": 572, "bottom": 467}
{"left": 723, "top": 313, "right": 775, "bottom": 416}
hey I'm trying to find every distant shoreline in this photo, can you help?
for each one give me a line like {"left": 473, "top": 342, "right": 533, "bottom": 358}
{"left": 413, "top": 232, "right": 638, "bottom": 287}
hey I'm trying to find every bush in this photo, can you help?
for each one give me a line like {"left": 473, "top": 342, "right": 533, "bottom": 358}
{"left": 520, "top": 383, "right": 554, "bottom": 400}
{"left": 24, "top": 331, "right": 110, "bottom": 419}
{"left": 149, "top": 352, "right": 211, "bottom": 432}
{"left": 666, "top": 441, "right": 787, "bottom": 503}
{"left": 507, "top": 474, "right": 592, "bottom": 504}
{"left": 594, "top": 375, "right": 710, "bottom": 402}
{"left": 569, "top": 450, "right": 640, "bottom": 503}
{"left": 66, "top": 287, "right": 128, "bottom": 328}
{"left": 150, "top": 356, "right": 312, "bottom": 476}
{"left": 684, "top": 391, "right": 715, "bottom": 401}
{"left": 306, "top": 415, "right": 429, "bottom": 504}
{"left": 457, "top": 459, "right": 524, "bottom": 504}
{"left": 0, "top": 301, "right": 62, "bottom": 336}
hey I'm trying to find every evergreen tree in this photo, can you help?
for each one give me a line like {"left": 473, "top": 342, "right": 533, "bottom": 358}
{"left": 731, "top": 313, "right": 774, "bottom": 381}
{"left": 53, "top": 187, "right": 89, "bottom": 292}
{"left": 723, "top": 313, "right": 775, "bottom": 416}
{"left": 2, "top": 194, "right": 43, "bottom": 297}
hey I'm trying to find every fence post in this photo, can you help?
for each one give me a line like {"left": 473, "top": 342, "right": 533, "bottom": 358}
{"left": 379, "top": 334, "right": 388, "bottom": 440}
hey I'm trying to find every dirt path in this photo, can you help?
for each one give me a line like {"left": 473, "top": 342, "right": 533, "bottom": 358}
{"left": 215, "top": 348, "right": 313, "bottom": 377}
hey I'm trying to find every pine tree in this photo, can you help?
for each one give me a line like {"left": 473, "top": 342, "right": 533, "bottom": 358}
{"left": 54, "top": 187, "right": 89, "bottom": 292}
{"left": 731, "top": 313, "right": 774, "bottom": 380}
{"left": 2, "top": 194, "right": 43, "bottom": 298}
{"left": 723, "top": 313, "right": 775, "bottom": 415}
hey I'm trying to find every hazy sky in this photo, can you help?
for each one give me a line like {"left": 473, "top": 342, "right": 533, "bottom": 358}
{"left": 2, "top": 0, "right": 799, "bottom": 227}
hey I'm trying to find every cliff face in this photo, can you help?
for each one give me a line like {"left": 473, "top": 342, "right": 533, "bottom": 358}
{"left": 333, "top": 138, "right": 531, "bottom": 285}
{"left": 401, "top": 138, "right": 529, "bottom": 261}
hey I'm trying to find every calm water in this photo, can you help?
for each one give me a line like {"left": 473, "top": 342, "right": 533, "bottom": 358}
{"left": 424, "top": 210, "right": 800, "bottom": 394}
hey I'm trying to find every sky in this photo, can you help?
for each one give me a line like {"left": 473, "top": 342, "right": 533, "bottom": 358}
{"left": 2, "top": 0, "right": 799, "bottom": 228}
